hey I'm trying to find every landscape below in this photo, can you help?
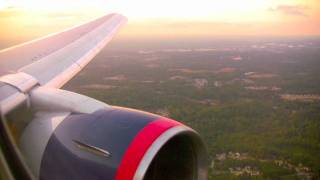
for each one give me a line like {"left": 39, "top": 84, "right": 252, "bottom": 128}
{"left": 64, "top": 37, "right": 320, "bottom": 179}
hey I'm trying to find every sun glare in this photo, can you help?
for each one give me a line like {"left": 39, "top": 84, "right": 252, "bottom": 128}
{"left": 0, "top": 0, "right": 9, "bottom": 9}
{"left": 0, "top": 0, "right": 318, "bottom": 38}
{"left": 1, "top": 0, "right": 306, "bottom": 22}
{"left": 100, "top": 0, "right": 275, "bottom": 22}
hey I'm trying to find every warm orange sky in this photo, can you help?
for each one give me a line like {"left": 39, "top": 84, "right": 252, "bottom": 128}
{"left": 0, "top": 0, "right": 319, "bottom": 45}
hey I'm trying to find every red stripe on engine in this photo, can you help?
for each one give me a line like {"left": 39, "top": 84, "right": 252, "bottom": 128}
{"left": 115, "top": 118, "right": 181, "bottom": 180}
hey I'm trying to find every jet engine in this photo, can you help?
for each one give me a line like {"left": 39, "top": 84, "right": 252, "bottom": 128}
{"left": 14, "top": 88, "right": 208, "bottom": 180}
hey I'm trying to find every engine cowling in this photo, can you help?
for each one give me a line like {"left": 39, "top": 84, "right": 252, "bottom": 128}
{"left": 20, "top": 106, "right": 208, "bottom": 180}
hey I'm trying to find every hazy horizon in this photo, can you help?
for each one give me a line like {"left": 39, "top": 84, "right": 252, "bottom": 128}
{"left": 0, "top": 0, "right": 320, "bottom": 48}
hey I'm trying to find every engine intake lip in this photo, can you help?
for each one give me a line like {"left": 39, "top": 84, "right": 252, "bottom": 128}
{"left": 134, "top": 126, "right": 208, "bottom": 180}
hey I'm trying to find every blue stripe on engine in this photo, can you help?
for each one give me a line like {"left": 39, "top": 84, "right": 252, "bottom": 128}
{"left": 39, "top": 107, "right": 159, "bottom": 180}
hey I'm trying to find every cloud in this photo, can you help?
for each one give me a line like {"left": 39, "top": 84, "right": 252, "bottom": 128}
{"left": 269, "top": 5, "right": 308, "bottom": 17}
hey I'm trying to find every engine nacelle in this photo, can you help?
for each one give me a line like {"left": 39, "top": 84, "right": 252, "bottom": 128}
{"left": 20, "top": 106, "right": 208, "bottom": 180}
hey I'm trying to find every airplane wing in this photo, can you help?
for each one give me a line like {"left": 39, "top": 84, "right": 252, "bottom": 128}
{"left": 0, "top": 13, "right": 207, "bottom": 180}
{"left": 0, "top": 13, "right": 127, "bottom": 115}
{"left": 0, "top": 13, "right": 127, "bottom": 88}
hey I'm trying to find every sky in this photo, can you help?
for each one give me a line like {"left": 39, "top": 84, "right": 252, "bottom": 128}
{"left": 0, "top": 0, "right": 319, "bottom": 46}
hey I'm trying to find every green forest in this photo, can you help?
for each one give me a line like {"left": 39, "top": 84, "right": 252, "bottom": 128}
{"left": 65, "top": 39, "right": 320, "bottom": 179}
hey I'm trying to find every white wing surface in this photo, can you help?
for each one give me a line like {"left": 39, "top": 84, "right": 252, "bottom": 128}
{"left": 0, "top": 13, "right": 127, "bottom": 88}
{"left": 0, "top": 13, "right": 127, "bottom": 114}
